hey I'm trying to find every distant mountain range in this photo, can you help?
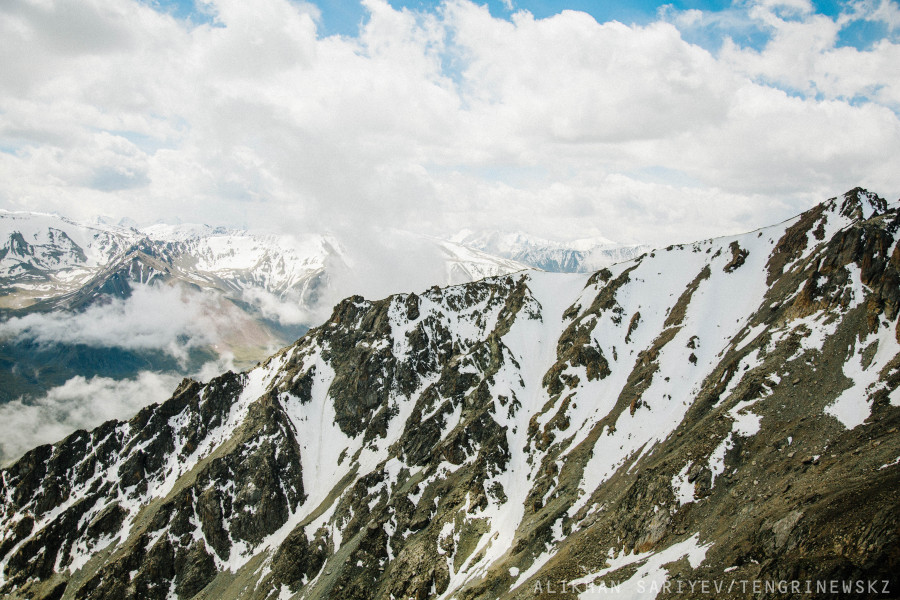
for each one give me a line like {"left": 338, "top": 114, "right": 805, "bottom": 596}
{"left": 450, "top": 229, "right": 647, "bottom": 273}
{"left": 1, "top": 188, "right": 897, "bottom": 600}
{"left": 0, "top": 213, "right": 531, "bottom": 316}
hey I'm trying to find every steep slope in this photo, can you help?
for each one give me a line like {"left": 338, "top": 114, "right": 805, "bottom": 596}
{"left": 1, "top": 188, "right": 899, "bottom": 600}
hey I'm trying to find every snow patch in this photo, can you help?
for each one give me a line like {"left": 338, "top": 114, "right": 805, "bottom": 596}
{"left": 826, "top": 324, "right": 900, "bottom": 429}
{"left": 878, "top": 456, "right": 900, "bottom": 470}
{"left": 708, "top": 433, "right": 734, "bottom": 487}
{"left": 671, "top": 463, "right": 696, "bottom": 506}
{"left": 729, "top": 399, "right": 762, "bottom": 437}
{"left": 572, "top": 534, "right": 711, "bottom": 600}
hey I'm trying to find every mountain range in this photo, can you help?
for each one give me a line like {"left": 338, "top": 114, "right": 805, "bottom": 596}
{"left": 1, "top": 187, "right": 897, "bottom": 600}
{"left": 0, "top": 212, "right": 536, "bottom": 405}
{"left": 0, "top": 212, "right": 533, "bottom": 317}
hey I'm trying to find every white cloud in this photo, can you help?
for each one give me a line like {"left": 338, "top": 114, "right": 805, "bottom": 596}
{"left": 334, "top": 227, "right": 451, "bottom": 299}
{"left": 717, "top": 1, "right": 900, "bottom": 109}
{"left": 0, "top": 357, "right": 236, "bottom": 465}
{"left": 1, "top": 285, "right": 215, "bottom": 359}
{"left": 0, "top": 0, "right": 897, "bottom": 247}
{"left": 0, "top": 284, "right": 285, "bottom": 361}
{"left": 241, "top": 287, "right": 312, "bottom": 325}
{"left": 753, "top": 0, "right": 815, "bottom": 17}
{"left": 0, "top": 372, "right": 178, "bottom": 465}
{"left": 446, "top": 8, "right": 733, "bottom": 143}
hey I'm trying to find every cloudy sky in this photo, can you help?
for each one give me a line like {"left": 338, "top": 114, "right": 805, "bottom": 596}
{"left": 1, "top": 0, "right": 898, "bottom": 245}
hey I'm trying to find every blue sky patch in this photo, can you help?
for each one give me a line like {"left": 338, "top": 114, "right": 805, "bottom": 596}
{"left": 139, "top": 0, "right": 900, "bottom": 56}
{"left": 837, "top": 18, "right": 893, "bottom": 50}
{"left": 139, "top": 0, "right": 217, "bottom": 25}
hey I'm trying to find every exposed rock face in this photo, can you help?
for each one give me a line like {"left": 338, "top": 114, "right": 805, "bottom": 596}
{"left": 1, "top": 188, "right": 899, "bottom": 600}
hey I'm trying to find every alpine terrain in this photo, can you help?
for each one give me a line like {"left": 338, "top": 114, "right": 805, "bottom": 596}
{"left": 1, "top": 188, "right": 898, "bottom": 600}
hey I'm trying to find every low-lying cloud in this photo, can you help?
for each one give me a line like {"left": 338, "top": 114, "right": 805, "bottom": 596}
{"left": 330, "top": 228, "right": 450, "bottom": 300}
{"left": 1, "top": 372, "right": 160, "bottom": 465}
{"left": 0, "top": 354, "right": 236, "bottom": 465}
{"left": 0, "top": 284, "right": 278, "bottom": 362}
{"left": 241, "top": 287, "right": 313, "bottom": 326}
{"left": 0, "top": 285, "right": 214, "bottom": 358}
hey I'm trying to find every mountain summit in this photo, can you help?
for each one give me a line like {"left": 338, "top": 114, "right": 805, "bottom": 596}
{"left": 1, "top": 188, "right": 898, "bottom": 599}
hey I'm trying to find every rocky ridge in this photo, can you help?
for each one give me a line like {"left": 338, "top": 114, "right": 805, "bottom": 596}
{"left": 1, "top": 188, "right": 898, "bottom": 600}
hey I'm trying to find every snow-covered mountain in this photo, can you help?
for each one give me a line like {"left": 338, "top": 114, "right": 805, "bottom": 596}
{"left": 0, "top": 212, "right": 529, "bottom": 317}
{"left": 0, "top": 211, "right": 141, "bottom": 308}
{"left": 2, "top": 188, "right": 897, "bottom": 600}
{"left": 450, "top": 229, "right": 648, "bottom": 273}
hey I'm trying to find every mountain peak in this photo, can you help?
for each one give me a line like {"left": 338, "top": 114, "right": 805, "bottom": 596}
{"left": 835, "top": 186, "right": 889, "bottom": 221}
